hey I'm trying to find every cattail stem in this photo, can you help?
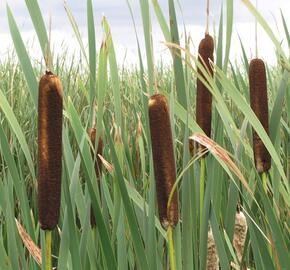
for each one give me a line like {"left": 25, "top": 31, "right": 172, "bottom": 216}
{"left": 233, "top": 211, "right": 248, "bottom": 263}
{"left": 255, "top": 0, "right": 258, "bottom": 58}
{"left": 205, "top": 0, "right": 210, "bottom": 34}
{"left": 45, "top": 230, "right": 52, "bottom": 270}
{"left": 262, "top": 172, "right": 267, "bottom": 193}
{"left": 167, "top": 226, "right": 176, "bottom": 270}
{"left": 200, "top": 157, "right": 206, "bottom": 228}
{"left": 261, "top": 172, "right": 273, "bottom": 256}
{"left": 207, "top": 227, "right": 219, "bottom": 269}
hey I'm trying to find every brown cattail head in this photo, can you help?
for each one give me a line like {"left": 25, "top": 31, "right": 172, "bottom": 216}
{"left": 87, "top": 127, "right": 103, "bottom": 179}
{"left": 88, "top": 127, "right": 103, "bottom": 228}
{"left": 148, "top": 94, "right": 179, "bottom": 229}
{"left": 38, "top": 71, "right": 63, "bottom": 230}
{"left": 249, "top": 58, "right": 271, "bottom": 173}
{"left": 195, "top": 34, "right": 214, "bottom": 155}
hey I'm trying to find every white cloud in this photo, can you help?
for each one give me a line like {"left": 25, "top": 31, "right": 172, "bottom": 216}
{"left": 0, "top": 0, "right": 289, "bottom": 66}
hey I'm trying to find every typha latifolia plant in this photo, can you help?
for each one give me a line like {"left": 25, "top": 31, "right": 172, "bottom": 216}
{"left": 248, "top": 0, "right": 271, "bottom": 191}
{"left": 249, "top": 59, "right": 271, "bottom": 182}
{"left": 195, "top": 1, "right": 215, "bottom": 251}
{"left": 195, "top": 33, "right": 214, "bottom": 230}
{"left": 87, "top": 127, "right": 103, "bottom": 228}
{"left": 4, "top": 1, "right": 290, "bottom": 269}
{"left": 37, "top": 21, "right": 63, "bottom": 268}
{"left": 148, "top": 94, "right": 178, "bottom": 270}
{"left": 206, "top": 227, "right": 219, "bottom": 270}
{"left": 38, "top": 70, "right": 63, "bottom": 269}
{"left": 233, "top": 209, "right": 248, "bottom": 262}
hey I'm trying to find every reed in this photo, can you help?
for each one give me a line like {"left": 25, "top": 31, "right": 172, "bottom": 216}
{"left": 249, "top": 58, "right": 271, "bottom": 173}
{"left": 195, "top": 34, "right": 214, "bottom": 154}
{"left": 148, "top": 94, "right": 178, "bottom": 229}
{"left": 87, "top": 127, "right": 103, "bottom": 228}
{"left": 38, "top": 70, "right": 63, "bottom": 230}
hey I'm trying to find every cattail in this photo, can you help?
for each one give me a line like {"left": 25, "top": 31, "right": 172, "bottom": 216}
{"left": 38, "top": 71, "right": 63, "bottom": 230}
{"left": 195, "top": 34, "right": 214, "bottom": 154}
{"left": 207, "top": 227, "right": 219, "bottom": 270}
{"left": 87, "top": 127, "right": 103, "bottom": 228}
{"left": 88, "top": 127, "right": 103, "bottom": 179}
{"left": 233, "top": 211, "right": 248, "bottom": 262}
{"left": 249, "top": 59, "right": 271, "bottom": 173}
{"left": 148, "top": 94, "right": 179, "bottom": 229}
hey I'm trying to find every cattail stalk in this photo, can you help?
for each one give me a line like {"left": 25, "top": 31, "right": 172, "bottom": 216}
{"left": 199, "top": 156, "right": 206, "bottom": 229}
{"left": 233, "top": 211, "right": 248, "bottom": 262}
{"left": 167, "top": 226, "right": 177, "bottom": 270}
{"left": 45, "top": 231, "right": 52, "bottom": 270}
{"left": 38, "top": 70, "right": 63, "bottom": 270}
{"left": 249, "top": 58, "right": 271, "bottom": 175}
{"left": 195, "top": 34, "right": 214, "bottom": 232}
{"left": 205, "top": 0, "right": 210, "bottom": 34}
{"left": 87, "top": 127, "right": 103, "bottom": 228}
{"left": 148, "top": 94, "right": 178, "bottom": 270}
{"left": 207, "top": 227, "right": 219, "bottom": 270}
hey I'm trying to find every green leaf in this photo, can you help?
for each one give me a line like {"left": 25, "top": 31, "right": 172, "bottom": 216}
{"left": 6, "top": 4, "right": 38, "bottom": 108}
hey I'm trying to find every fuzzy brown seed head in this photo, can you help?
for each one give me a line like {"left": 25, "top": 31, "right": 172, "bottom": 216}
{"left": 195, "top": 34, "right": 214, "bottom": 155}
{"left": 148, "top": 94, "right": 179, "bottom": 229}
{"left": 38, "top": 71, "right": 63, "bottom": 230}
{"left": 249, "top": 58, "right": 271, "bottom": 173}
{"left": 87, "top": 127, "right": 103, "bottom": 228}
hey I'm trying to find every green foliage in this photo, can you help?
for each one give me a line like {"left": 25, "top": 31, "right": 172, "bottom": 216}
{"left": 0, "top": 1, "right": 289, "bottom": 269}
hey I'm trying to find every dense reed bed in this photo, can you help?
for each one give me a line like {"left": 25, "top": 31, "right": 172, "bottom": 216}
{"left": 0, "top": 1, "right": 289, "bottom": 269}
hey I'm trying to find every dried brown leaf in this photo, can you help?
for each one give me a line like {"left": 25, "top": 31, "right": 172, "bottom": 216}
{"left": 189, "top": 133, "right": 252, "bottom": 196}
{"left": 15, "top": 219, "right": 42, "bottom": 266}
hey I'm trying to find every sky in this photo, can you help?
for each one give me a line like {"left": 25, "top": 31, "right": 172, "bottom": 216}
{"left": 0, "top": 0, "right": 289, "bottom": 66}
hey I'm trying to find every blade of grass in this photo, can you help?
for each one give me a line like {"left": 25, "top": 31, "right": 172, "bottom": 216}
{"left": 168, "top": 0, "right": 187, "bottom": 109}
{"left": 223, "top": 0, "right": 233, "bottom": 72}
{"left": 87, "top": 0, "right": 97, "bottom": 107}
{"left": 0, "top": 89, "right": 36, "bottom": 180}
{"left": 105, "top": 126, "right": 149, "bottom": 270}
{"left": 6, "top": 5, "right": 38, "bottom": 107}
{"left": 24, "top": 0, "right": 50, "bottom": 61}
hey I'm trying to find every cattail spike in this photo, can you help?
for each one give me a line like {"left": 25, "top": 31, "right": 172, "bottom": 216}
{"left": 88, "top": 127, "right": 103, "bottom": 179}
{"left": 38, "top": 71, "right": 63, "bottom": 230}
{"left": 249, "top": 58, "right": 271, "bottom": 173}
{"left": 87, "top": 127, "right": 103, "bottom": 228}
{"left": 233, "top": 211, "right": 248, "bottom": 262}
{"left": 195, "top": 34, "right": 214, "bottom": 155}
{"left": 148, "top": 94, "right": 178, "bottom": 229}
{"left": 207, "top": 227, "right": 219, "bottom": 270}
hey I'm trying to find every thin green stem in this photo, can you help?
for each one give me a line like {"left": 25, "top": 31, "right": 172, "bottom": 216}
{"left": 262, "top": 172, "right": 267, "bottom": 194}
{"left": 200, "top": 157, "right": 206, "bottom": 228}
{"left": 261, "top": 171, "right": 272, "bottom": 256}
{"left": 45, "top": 230, "right": 52, "bottom": 270}
{"left": 167, "top": 226, "right": 176, "bottom": 270}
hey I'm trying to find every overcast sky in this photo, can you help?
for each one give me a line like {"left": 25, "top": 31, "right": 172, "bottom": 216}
{"left": 0, "top": 0, "right": 289, "bottom": 66}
